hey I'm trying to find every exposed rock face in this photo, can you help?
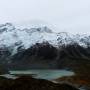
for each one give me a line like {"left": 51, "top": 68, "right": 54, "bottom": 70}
{"left": 58, "top": 44, "right": 90, "bottom": 73}
{"left": 0, "top": 76, "right": 79, "bottom": 90}
{"left": 8, "top": 42, "right": 58, "bottom": 69}
{"left": 0, "top": 47, "right": 11, "bottom": 65}
{"left": 5, "top": 42, "right": 90, "bottom": 71}
{"left": 0, "top": 41, "right": 89, "bottom": 71}
{"left": 28, "top": 42, "right": 57, "bottom": 60}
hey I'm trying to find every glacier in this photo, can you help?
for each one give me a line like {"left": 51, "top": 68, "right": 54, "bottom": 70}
{"left": 0, "top": 23, "right": 90, "bottom": 55}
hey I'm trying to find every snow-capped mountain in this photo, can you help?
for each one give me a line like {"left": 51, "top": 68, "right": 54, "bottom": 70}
{"left": 0, "top": 23, "right": 90, "bottom": 55}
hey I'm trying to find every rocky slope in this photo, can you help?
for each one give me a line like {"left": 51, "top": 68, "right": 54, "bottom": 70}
{"left": 0, "top": 76, "right": 79, "bottom": 90}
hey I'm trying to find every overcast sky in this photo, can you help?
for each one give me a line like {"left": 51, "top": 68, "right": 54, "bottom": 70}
{"left": 0, "top": 0, "right": 90, "bottom": 33}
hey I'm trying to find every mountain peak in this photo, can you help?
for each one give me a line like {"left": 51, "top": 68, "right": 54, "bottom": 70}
{"left": 0, "top": 23, "right": 90, "bottom": 55}
{"left": 30, "top": 26, "right": 53, "bottom": 33}
{"left": 0, "top": 23, "right": 15, "bottom": 33}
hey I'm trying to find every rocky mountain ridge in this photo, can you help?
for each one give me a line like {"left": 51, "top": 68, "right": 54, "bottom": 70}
{"left": 0, "top": 23, "right": 90, "bottom": 55}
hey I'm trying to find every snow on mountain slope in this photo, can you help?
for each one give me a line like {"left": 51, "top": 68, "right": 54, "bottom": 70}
{"left": 0, "top": 23, "right": 90, "bottom": 55}
{"left": 0, "top": 23, "right": 59, "bottom": 54}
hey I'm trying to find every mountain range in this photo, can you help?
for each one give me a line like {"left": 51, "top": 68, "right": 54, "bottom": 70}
{"left": 0, "top": 23, "right": 90, "bottom": 70}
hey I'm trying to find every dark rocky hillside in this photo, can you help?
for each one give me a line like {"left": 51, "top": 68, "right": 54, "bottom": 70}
{"left": 0, "top": 76, "right": 79, "bottom": 90}
{"left": 8, "top": 42, "right": 58, "bottom": 69}
{"left": 0, "top": 42, "right": 89, "bottom": 71}
{"left": 58, "top": 44, "right": 90, "bottom": 74}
